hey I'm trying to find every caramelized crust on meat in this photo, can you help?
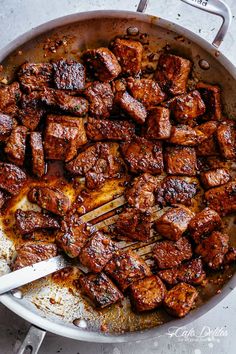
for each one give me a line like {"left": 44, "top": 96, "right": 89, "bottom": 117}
{"left": 84, "top": 81, "right": 114, "bottom": 119}
{"left": 0, "top": 114, "right": 13, "bottom": 141}
{"left": 78, "top": 272, "right": 123, "bottom": 308}
{"left": 159, "top": 258, "right": 206, "bottom": 285}
{"left": 112, "top": 38, "right": 143, "bottom": 75}
{"left": 0, "top": 190, "right": 8, "bottom": 209}
{"left": 169, "top": 125, "right": 206, "bottom": 146}
{"left": 11, "top": 242, "right": 57, "bottom": 271}
{"left": 200, "top": 168, "right": 231, "bottom": 189}
{"left": 163, "top": 282, "right": 198, "bottom": 317}
{"left": 129, "top": 275, "right": 166, "bottom": 312}
{"left": 205, "top": 181, "right": 236, "bottom": 216}
{"left": 115, "top": 91, "right": 147, "bottom": 124}
{"left": 18, "top": 62, "right": 53, "bottom": 93}
{"left": 144, "top": 107, "right": 171, "bottom": 140}
{"left": 52, "top": 59, "right": 86, "bottom": 90}
{"left": 127, "top": 78, "right": 166, "bottom": 107}
{"left": 83, "top": 47, "right": 121, "bottom": 81}
{"left": 188, "top": 207, "right": 222, "bottom": 244}
{"left": 0, "top": 82, "right": 21, "bottom": 116}
{"left": 195, "top": 231, "right": 229, "bottom": 269}
{"left": 196, "top": 82, "right": 222, "bottom": 120}
{"left": 153, "top": 237, "right": 192, "bottom": 269}
{"left": 155, "top": 206, "right": 194, "bottom": 241}
{"left": 164, "top": 146, "right": 197, "bottom": 176}
{"left": 216, "top": 124, "right": 236, "bottom": 159}
{"left": 5, "top": 126, "right": 28, "bottom": 166}
{"left": 30, "top": 132, "right": 46, "bottom": 178}
{"left": 121, "top": 136, "right": 164, "bottom": 174}
{"left": 224, "top": 247, "right": 236, "bottom": 265}
{"left": 105, "top": 250, "right": 152, "bottom": 291}
{"left": 19, "top": 92, "right": 44, "bottom": 130}
{"left": 0, "top": 163, "right": 27, "bottom": 195}
{"left": 154, "top": 53, "right": 192, "bottom": 95}
{"left": 196, "top": 121, "right": 219, "bottom": 157}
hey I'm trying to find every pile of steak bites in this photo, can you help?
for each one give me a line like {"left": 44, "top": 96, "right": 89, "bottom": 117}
{"left": 1, "top": 36, "right": 236, "bottom": 318}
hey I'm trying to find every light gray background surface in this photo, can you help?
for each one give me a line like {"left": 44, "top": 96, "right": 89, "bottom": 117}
{"left": 0, "top": 0, "right": 236, "bottom": 353}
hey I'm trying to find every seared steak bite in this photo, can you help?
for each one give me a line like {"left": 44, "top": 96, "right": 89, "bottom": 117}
{"left": 83, "top": 47, "right": 121, "bottom": 81}
{"left": 66, "top": 142, "right": 124, "bottom": 190}
{"left": 155, "top": 206, "right": 194, "bottom": 241}
{"left": 200, "top": 168, "right": 231, "bottom": 189}
{"left": 121, "top": 136, "right": 164, "bottom": 174}
{"left": 216, "top": 124, "right": 235, "bottom": 159}
{"left": 11, "top": 242, "right": 57, "bottom": 271}
{"left": 79, "top": 232, "right": 117, "bottom": 273}
{"left": 115, "top": 91, "right": 147, "bottom": 124}
{"left": 0, "top": 163, "right": 27, "bottom": 195}
{"left": 78, "top": 272, "right": 123, "bottom": 308}
{"left": 125, "top": 173, "right": 157, "bottom": 211}
{"left": 205, "top": 181, "right": 236, "bottom": 216}
{"left": 28, "top": 187, "right": 70, "bottom": 216}
{"left": 15, "top": 209, "right": 60, "bottom": 235}
{"left": 52, "top": 59, "right": 86, "bottom": 90}
{"left": 0, "top": 82, "right": 21, "bottom": 116}
{"left": 105, "top": 250, "right": 152, "bottom": 291}
{"left": 196, "top": 121, "right": 219, "bottom": 156}
{"left": 129, "top": 275, "right": 166, "bottom": 312}
{"left": 18, "top": 62, "right": 53, "bottom": 93}
{"left": 169, "top": 125, "right": 206, "bottom": 146}
{"left": 112, "top": 38, "right": 143, "bottom": 75}
{"left": 198, "top": 121, "right": 219, "bottom": 137}
{"left": 86, "top": 117, "right": 135, "bottom": 141}
{"left": 115, "top": 207, "right": 152, "bottom": 241}
{"left": 196, "top": 82, "right": 222, "bottom": 120}
{"left": 30, "top": 132, "right": 46, "bottom": 178}
{"left": 127, "top": 78, "right": 166, "bottom": 107}
{"left": 159, "top": 258, "right": 206, "bottom": 285}
{"left": 154, "top": 53, "right": 192, "bottom": 95}
{"left": 163, "top": 282, "right": 198, "bottom": 318}
{"left": 18, "top": 92, "right": 44, "bottom": 130}
{"left": 224, "top": 247, "right": 236, "bottom": 265}
{"left": 188, "top": 207, "right": 222, "bottom": 244}
{"left": 84, "top": 82, "right": 114, "bottom": 119}
{"left": 195, "top": 231, "right": 229, "bottom": 270}
{"left": 153, "top": 237, "right": 192, "bottom": 269}
{"left": 5, "top": 126, "right": 28, "bottom": 166}
{"left": 144, "top": 107, "right": 171, "bottom": 140}
{"left": 0, "top": 114, "right": 13, "bottom": 141}
{"left": 164, "top": 146, "right": 197, "bottom": 176}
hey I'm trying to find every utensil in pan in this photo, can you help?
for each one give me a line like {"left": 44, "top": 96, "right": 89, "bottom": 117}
{"left": 0, "top": 0, "right": 235, "bottom": 353}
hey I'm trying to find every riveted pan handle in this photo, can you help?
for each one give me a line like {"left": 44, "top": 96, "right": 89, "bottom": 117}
{"left": 16, "top": 325, "right": 46, "bottom": 354}
{"left": 137, "top": 0, "right": 232, "bottom": 48}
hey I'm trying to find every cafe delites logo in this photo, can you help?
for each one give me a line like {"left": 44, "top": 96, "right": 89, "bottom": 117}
{"left": 189, "top": 0, "right": 209, "bottom": 7}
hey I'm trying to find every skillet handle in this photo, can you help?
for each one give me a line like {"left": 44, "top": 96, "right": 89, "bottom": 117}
{"left": 16, "top": 325, "right": 46, "bottom": 354}
{"left": 137, "top": 0, "right": 232, "bottom": 48}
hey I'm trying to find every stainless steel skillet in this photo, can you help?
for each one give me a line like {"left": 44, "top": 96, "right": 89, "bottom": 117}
{"left": 0, "top": 0, "right": 236, "bottom": 353}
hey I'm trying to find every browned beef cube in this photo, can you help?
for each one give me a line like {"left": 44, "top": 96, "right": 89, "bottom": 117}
{"left": 0, "top": 163, "right": 27, "bottom": 195}
{"left": 105, "top": 250, "right": 152, "bottom": 291}
{"left": 18, "top": 92, "right": 44, "bottom": 130}
{"left": 153, "top": 237, "right": 192, "bottom": 269}
{"left": 188, "top": 207, "right": 222, "bottom": 244}
{"left": 155, "top": 206, "right": 194, "bottom": 241}
{"left": 195, "top": 231, "right": 229, "bottom": 269}
{"left": 196, "top": 121, "right": 219, "bottom": 156}
{"left": 165, "top": 146, "right": 197, "bottom": 176}
{"left": 28, "top": 186, "right": 70, "bottom": 216}
{"left": 15, "top": 209, "right": 60, "bottom": 235}
{"left": 154, "top": 54, "right": 192, "bottom": 95}
{"left": 0, "top": 82, "right": 21, "bottom": 116}
{"left": 116, "top": 91, "right": 147, "bottom": 124}
{"left": 159, "top": 258, "right": 206, "bottom": 285}
{"left": 125, "top": 173, "right": 157, "bottom": 211}
{"left": 224, "top": 247, "right": 236, "bottom": 265}
{"left": 198, "top": 121, "right": 219, "bottom": 137}
{"left": 168, "top": 90, "right": 205, "bottom": 123}
{"left": 83, "top": 47, "right": 121, "bottom": 81}
{"left": 11, "top": 242, "right": 57, "bottom": 271}
{"left": 205, "top": 181, "right": 236, "bottom": 216}
{"left": 18, "top": 62, "right": 53, "bottom": 93}
{"left": 66, "top": 142, "right": 124, "bottom": 189}
{"left": 121, "top": 136, "right": 163, "bottom": 174}
{"left": 115, "top": 208, "right": 152, "bottom": 241}
{"left": 84, "top": 82, "right": 114, "bottom": 119}
{"left": 0, "top": 114, "right": 13, "bottom": 141}
{"left": 5, "top": 126, "right": 28, "bottom": 166}
{"left": 129, "top": 275, "right": 166, "bottom": 312}
{"left": 156, "top": 176, "right": 198, "bottom": 207}
{"left": 127, "top": 78, "right": 166, "bottom": 107}
{"left": 86, "top": 117, "right": 135, "bottom": 141}
{"left": 56, "top": 221, "right": 92, "bottom": 258}
{"left": 79, "top": 232, "right": 117, "bottom": 272}
{"left": 196, "top": 82, "right": 222, "bottom": 120}
{"left": 144, "top": 107, "right": 171, "bottom": 140}
{"left": 30, "top": 132, "right": 46, "bottom": 178}
{"left": 78, "top": 272, "right": 123, "bottom": 308}
{"left": 200, "top": 168, "right": 231, "bottom": 189}
{"left": 216, "top": 124, "right": 235, "bottom": 159}
{"left": 52, "top": 59, "right": 86, "bottom": 90}
{"left": 163, "top": 282, "right": 198, "bottom": 317}
{"left": 169, "top": 125, "right": 206, "bottom": 146}
{"left": 112, "top": 38, "right": 143, "bottom": 75}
